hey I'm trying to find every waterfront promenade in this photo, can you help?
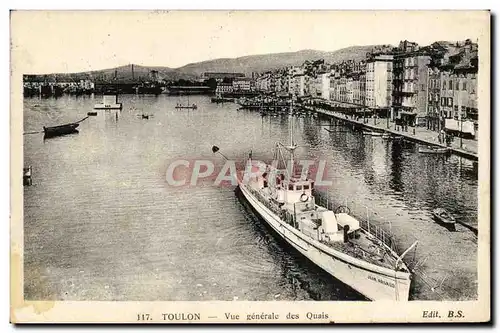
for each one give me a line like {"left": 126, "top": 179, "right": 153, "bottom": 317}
{"left": 306, "top": 106, "right": 478, "bottom": 160}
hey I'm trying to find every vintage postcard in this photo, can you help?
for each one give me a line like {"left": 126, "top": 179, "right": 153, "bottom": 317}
{"left": 10, "top": 10, "right": 490, "bottom": 323}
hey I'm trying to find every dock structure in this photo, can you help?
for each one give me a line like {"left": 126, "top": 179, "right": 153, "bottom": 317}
{"left": 302, "top": 105, "right": 478, "bottom": 161}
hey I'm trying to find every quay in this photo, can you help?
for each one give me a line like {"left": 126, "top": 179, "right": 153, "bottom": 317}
{"left": 301, "top": 105, "right": 478, "bottom": 161}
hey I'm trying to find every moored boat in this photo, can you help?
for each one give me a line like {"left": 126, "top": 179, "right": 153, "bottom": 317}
{"left": 362, "top": 130, "right": 384, "bottom": 137}
{"left": 418, "top": 146, "right": 449, "bottom": 154}
{"left": 43, "top": 122, "right": 80, "bottom": 138}
{"left": 432, "top": 208, "right": 456, "bottom": 231}
{"left": 175, "top": 104, "right": 198, "bottom": 110}
{"left": 216, "top": 97, "right": 417, "bottom": 301}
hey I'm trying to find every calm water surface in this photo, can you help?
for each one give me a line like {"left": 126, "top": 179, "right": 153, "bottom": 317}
{"left": 23, "top": 94, "right": 478, "bottom": 301}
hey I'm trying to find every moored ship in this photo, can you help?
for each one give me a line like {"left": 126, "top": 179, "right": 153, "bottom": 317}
{"left": 229, "top": 96, "right": 417, "bottom": 301}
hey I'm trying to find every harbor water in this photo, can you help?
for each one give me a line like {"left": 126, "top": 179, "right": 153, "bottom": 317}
{"left": 23, "top": 94, "right": 478, "bottom": 301}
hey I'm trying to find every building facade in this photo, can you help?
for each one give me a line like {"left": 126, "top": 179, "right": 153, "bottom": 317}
{"left": 365, "top": 54, "right": 393, "bottom": 111}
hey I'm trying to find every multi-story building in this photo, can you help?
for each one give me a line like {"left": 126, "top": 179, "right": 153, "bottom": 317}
{"left": 359, "top": 71, "right": 366, "bottom": 106}
{"left": 351, "top": 74, "right": 362, "bottom": 105}
{"left": 346, "top": 76, "right": 354, "bottom": 103}
{"left": 427, "top": 67, "right": 442, "bottom": 130}
{"left": 232, "top": 77, "right": 254, "bottom": 92}
{"left": 215, "top": 82, "right": 234, "bottom": 94}
{"left": 339, "top": 76, "right": 347, "bottom": 103}
{"left": 365, "top": 54, "right": 393, "bottom": 113}
{"left": 289, "top": 74, "right": 306, "bottom": 97}
{"left": 392, "top": 47, "right": 431, "bottom": 126}
{"left": 314, "top": 72, "right": 330, "bottom": 99}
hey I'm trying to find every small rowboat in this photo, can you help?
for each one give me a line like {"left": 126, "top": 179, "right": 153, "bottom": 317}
{"left": 418, "top": 146, "right": 449, "bottom": 154}
{"left": 43, "top": 116, "right": 88, "bottom": 138}
{"left": 432, "top": 208, "right": 456, "bottom": 231}
{"left": 43, "top": 122, "right": 79, "bottom": 138}
{"left": 362, "top": 130, "right": 383, "bottom": 137}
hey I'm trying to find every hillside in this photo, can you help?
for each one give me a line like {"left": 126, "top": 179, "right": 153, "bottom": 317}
{"left": 25, "top": 64, "right": 195, "bottom": 83}
{"left": 25, "top": 45, "right": 392, "bottom": 82}
{"left": 177, "top": 45, "right": 389, "bottom": 76}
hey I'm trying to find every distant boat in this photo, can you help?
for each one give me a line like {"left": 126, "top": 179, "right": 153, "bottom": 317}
{"left": 432, "top": 208, "right": 456, "bottom": 231}
{"left": 175, "top": 104, "right": 198, "bottom": 110}
{"left": 418, "top": 146, "right": 449, "bottom": 154}
{"left": 362, "top": 130, "right": 383, "bottom": 137}
{"left": 175, "top": 94, "right": 197, "bottom": 110}
{"left": 87, "top": 111, "right": 98, "bottom": 116}
{"left": 43, "top": 122, "right": 79, "bottom": 138}
{"left": 94, "top": 94, "right": 122, "bottom": 110}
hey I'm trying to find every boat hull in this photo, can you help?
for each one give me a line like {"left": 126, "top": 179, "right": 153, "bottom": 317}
{"left": 432, "top": 214, "right": 456, "bottom": 231}
{"left": 418, "top": 148, "right": 449, "bottom": 154}
{"left": 43, "top": 123, "right": 79, "bottom": 138}
{"left": 238, "top": 183, "right": 411, "bottom": 301}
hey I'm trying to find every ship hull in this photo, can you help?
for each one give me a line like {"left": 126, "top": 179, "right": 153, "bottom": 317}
{"left": 238, "top": 183, "right": 411, "bottom": 301}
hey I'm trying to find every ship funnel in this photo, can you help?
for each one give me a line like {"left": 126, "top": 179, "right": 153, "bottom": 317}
{"left": 343, "top": 225, "right": 350, "bottom": 243}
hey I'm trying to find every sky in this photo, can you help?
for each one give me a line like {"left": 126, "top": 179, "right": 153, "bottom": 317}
{"left": 11, "top": 10, "right": 489, "bottom": 74}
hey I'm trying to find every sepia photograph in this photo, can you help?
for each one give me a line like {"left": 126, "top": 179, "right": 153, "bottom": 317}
{"left": 10, "top": 10, "right": 490, "bottom": 323}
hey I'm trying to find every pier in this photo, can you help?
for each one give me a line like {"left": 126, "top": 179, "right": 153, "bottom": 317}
{"left": 302, "top": 105, "right": 478, "bottom": 161}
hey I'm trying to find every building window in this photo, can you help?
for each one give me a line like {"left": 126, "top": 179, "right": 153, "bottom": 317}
{"left": 449, "top": 80, "right": 453, "bottom": 90}
{"left": 421, "top": 84, "right": 425, "bottom": 91}
{"left": 455, "top": 81, "right": 460, "bottom": 90}
{"left": 442, "top": 81, "right": 446, "bottom": 90}
{"left": 462, "top": 81, "right": 467, "bottom": 91}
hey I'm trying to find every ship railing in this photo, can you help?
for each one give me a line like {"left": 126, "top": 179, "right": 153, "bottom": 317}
{"left": 315, "top": 194, "right": 400, "bottom": 254}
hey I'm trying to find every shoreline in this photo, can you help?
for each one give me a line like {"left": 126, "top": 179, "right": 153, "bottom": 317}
{"left": 301, "top": 105, "right": 478, "bottom": 161}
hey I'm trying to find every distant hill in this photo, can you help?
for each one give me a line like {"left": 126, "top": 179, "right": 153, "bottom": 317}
{"left": 25, "top": 45, "right": 392, "bottom": 82}
{"left": 25, "top": 64, "right": 196, "bottom": 83}
{"left": 177, "top": 45, "right": 389, "bottom": 76}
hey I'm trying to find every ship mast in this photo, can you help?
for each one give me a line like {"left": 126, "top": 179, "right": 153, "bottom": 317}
{"left": 287, "top": 94, "right": 297, "bottom": 178}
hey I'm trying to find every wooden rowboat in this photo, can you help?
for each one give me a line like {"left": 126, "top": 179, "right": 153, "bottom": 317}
{"left": 43, "top": 116, "right": 88, "bottom": 138}
{"left": 418, "top": 146, "right": 449, "bottom": 154}
{"left": 432, "top": 208, "right": 456, "bottom": 231}
{"left": 43, "top": 123, "right": 79, "bottom": 138}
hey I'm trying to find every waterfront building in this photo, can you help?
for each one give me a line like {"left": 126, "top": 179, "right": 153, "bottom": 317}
{"left": 289, "top": 74, "right": 306, "bottom": 97}
{"left": 315, "top": 72, "right": 330, "bottom": 99}
{"left": 427, "top": 67, "right": 442, "bottom": 131}
{"left": 346, "top": 76, "right": 354, "bottom": 104}
{"left": 215, "top": 82, "right": 234, "bottom": 94}
{"left": 359, "top": 71, "right": 366, "bottom": 106}
{"left": 232, "top": 77, "right": 254, "bottom": 92}
{"left": 351, "top": 74, "right": 362, "bottom": 105}
{"left": 392, "top": 48, "right": 431, "bottom": 126}
{"left": 365, "top": 54, "right": 393, "bottom": 114}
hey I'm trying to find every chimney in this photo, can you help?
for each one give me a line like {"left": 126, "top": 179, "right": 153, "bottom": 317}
{"left": 343, "top": 225, "right": 350, "bottom": 243}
